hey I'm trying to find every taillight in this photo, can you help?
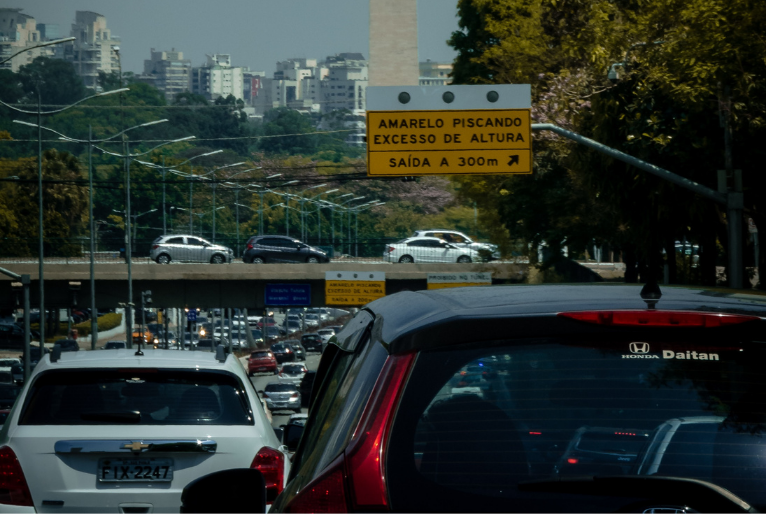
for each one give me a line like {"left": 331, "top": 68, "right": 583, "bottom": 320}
{"left": 558, "top": 310, "right": 761, "bottom": 327}
{"left": 152, "top": 244, "right": 159, "bottom": 250}
{"left": 283, "top": 455, "right": 347, "bottom": 513}
{"left": 290, "top": 392, "right": 299, "bottom": 398}
{"left": 246, "top": 243, "right": 254, "bottom": 250}
{"left": 282, "top": 353, "right": 416, "bottom": 513}
{"left": 385, "top": 246, "right": 394, "bottom": 253}
{"left": 0, "top": 446, "right": 33, "bottom": 506}
{"left": 250, "top": 446, "right": 284, "bottom": 503}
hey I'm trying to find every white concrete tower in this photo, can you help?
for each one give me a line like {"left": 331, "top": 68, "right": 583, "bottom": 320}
{"left": 369, "top": 0, "right": 419, "bottom": 86}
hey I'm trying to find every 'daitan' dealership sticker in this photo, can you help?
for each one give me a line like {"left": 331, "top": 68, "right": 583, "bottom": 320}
{"left": 621, "top": 342, "right": 720, "bottom": 361}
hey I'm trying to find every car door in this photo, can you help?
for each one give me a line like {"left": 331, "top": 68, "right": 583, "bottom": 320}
{"left": 163, "top": 236, "right": 186, "bottom": 262}
{"left": 185, "top": 237, "right": 207, "bottom": 262}
{"left": 257, "top": 238, "right": 281, "bottom": 262}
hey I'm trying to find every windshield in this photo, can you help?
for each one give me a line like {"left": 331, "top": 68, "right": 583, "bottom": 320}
{"left": 20, "top": 369, "right": 253, "bottom": 426}
{"left": 388, "top": 336, "right": 766, "bottom": 511}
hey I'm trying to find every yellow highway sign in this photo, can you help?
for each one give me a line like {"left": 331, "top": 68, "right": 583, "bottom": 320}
{"left": 325, "top": 271, "right": 386, "bottom": 306}
{"left": 367, "top": 109, "right": 531, "bottom": 176}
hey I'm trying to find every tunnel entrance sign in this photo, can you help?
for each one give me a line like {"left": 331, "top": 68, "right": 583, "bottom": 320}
{"left": 325, "top": 271, "right": 385, "bottom": 306}
{"left": 265, "top": 284, "right": 311, "bottom": 306}
{"left": 366, "top": 85, "right": 532, "bottom": 176}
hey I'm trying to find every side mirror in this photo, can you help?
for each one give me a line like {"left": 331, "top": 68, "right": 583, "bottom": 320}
{"left": 181, "top": 468, "right": 265, "bottom": 513}
{"left": 283, "top": 423, "right": 305, "bottom": 452}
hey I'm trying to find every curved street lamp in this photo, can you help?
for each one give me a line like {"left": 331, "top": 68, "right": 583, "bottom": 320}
{"left": 4, "top": 86, "right": 129, "bottom": 348}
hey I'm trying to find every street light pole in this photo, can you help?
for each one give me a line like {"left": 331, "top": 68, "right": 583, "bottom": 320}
{"left": 162, "top": 156, "right": 166, "bottom": 234}
{"left": 88, "top": 125, "right": 97, "bottom": 350}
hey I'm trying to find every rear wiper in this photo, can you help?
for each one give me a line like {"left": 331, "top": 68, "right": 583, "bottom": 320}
{"left": 518, "top": 476, "right": 755, "bottom": 513}
{"left": 80, "top": 411, "right": 141, "bottom": 423}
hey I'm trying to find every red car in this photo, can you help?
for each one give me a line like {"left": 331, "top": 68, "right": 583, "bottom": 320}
{"left": 257, "top": 317, "right": 278, "bottom": 329}
{"left": 247, "top": 350, "right": 278, "bottom": 376}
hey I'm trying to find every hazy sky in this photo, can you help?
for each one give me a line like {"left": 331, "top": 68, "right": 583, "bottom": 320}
{"left": 6, "top": 0, "right": 461, "bottom": 74}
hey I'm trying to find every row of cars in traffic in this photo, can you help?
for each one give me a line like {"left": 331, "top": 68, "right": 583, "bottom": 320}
{"left": 148, "top": 229, "right": 499, "bottom": 264}
{"left": 0, "top": 285, "right": 764, "bottom": 512}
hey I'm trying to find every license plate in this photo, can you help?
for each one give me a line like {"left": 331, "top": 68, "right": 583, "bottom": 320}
{"left": 98, "top": 458, "right": 173, "bottom": 482}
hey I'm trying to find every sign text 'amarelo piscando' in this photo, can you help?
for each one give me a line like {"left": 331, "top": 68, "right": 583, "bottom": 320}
{"left": 367, "top": 109, "right": 531, "bottom": 176}
{"left": 325, "top": 271, "right": 386, "bottom": 306}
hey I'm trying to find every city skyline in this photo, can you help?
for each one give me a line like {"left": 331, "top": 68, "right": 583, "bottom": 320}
{"left": 4, "top": 0, "right": 460, "bottom": 75}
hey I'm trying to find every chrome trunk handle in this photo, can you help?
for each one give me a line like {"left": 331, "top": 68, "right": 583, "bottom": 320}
{"left": 55, "top": 439, "right": 217, "bottom": 453}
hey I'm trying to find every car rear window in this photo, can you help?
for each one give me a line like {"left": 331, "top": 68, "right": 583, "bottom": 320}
{"left": 251, "top": 352, "right": 271, "bottom": 358}
{"left": 282, "top": 365, "right": 304, "bottom": 374}
{"left": 265, "top": 383, "right": 298, "bottom": 392}
{"left": 19, "top": 369, "right": 254, "bottom": 426}
{"left": 387, "top": 336, "right": 766, "bottom": 512}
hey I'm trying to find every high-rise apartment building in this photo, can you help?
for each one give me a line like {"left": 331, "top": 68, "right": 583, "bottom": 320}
{"left": 61, "top": 11, "right": 120, "bottom": 89}
{"left": 142, "top": 48, "right": 191, "bottom": 102}
{"left": 419, "top": 60, "right": 452, "bottom": 86}
{"left": 260, "top": 54, "right": 368, "bottom": 115}
{"left": 0, "top": 8, "right": 51, "bottom": 72}
{"left": 191, "top": 54, "right": 244, "bottom": 102}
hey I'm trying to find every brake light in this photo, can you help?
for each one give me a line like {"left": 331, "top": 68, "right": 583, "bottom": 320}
{"left": 283, "top": 455, "right": 347, "bottom": 513}
{"left": 558, "top": 310, "right": 761, "bottom": 327}
{"left": 246, "top": 243, "right": 254, "bottom": 250}
{"left": 290, "top": 392, "right": 300, "bottom": 398}
{"left": 152, "top": 244, "right": 159, "bottom": 250}
{"left": 567, "top": 458, "right": 578, "bottom": 464}
{"left": 250, "top": 446, "right": 284, "bottom": 503}
{"left": 0, "top": 446, "right": 33, "bottom": 506}
{"left": 385, "top": 246, "right": 394, "bottom": 253}
{"left": 282, "top": 353, "right": 416, "bottom": 513}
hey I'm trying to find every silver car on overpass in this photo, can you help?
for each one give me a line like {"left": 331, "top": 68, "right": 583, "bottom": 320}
{"left": 150, "top": 235, "right": 233, "bottom": 264}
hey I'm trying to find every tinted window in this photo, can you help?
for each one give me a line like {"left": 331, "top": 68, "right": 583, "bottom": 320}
{"left": 20, "top": 369, "right": 254, "bottom": 426}
{"left": 388, "top": 337, "right": 766, "bottom": 512}
{"left": 288, "top": 335, "right": 387, "bottom": 488}
{"left": 282, "top": 365, "right": 304, "bottom": 374}
{"left": 265, "top": 383, "right": 298, "bottom": 393}
{"left": 187, "top": 237, "right": 205, "bottom": 246}
{"left": 164, "top": 237, "right": 184, "bottom": 244}
{"left": 251, "top": 352, "right": 271, "bottom": 358}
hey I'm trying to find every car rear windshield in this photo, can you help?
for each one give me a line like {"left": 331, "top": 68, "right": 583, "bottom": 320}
{"left": 265, "top": 383, "right": 297, "bottom": 392}
{"left": 19, "top": 369, "right": 254, "bottom": 426}
{"left": 251, "top": 352, "right": 271, "bottom": 358}
{"left": 387, "top": 335, "right": 766, "bottom": 512}
{"left": 282, "top": 365, "right": 304, "bottom": 374}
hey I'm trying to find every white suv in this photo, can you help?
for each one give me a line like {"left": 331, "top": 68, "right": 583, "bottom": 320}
{"left": 412, "top": 229, "right": 500, "bottom": 260}
{"left": 0, "top": 347, "right": 288, "bottom": 512}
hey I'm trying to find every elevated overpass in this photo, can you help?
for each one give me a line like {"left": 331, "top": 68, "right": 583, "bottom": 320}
{"left": 0, "top": 262, "right": 528, "bottom": 310}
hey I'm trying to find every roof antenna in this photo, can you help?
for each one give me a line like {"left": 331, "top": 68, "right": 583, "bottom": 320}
{"left": 640, "top": 280, "right": 662, "bottom": 310}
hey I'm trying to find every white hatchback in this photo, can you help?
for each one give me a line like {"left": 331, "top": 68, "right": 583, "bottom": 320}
{"left": 0, "top": 348, "right": 289, "bottom": 513}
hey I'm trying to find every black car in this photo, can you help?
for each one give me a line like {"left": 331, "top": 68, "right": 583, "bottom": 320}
{"left": 270, "top": 343, "right": 296, "bottom": 364}
{"left": 0, "top": 384, "right": 20, "bottom": 410}
{"left": 242, "top": 235, "right": 329, "bottom": 264}
{"left": 184, "top": 284, "right": 766, "bottom": 513}
{"left": 298, "top": 370, "right": 316, "bottom": 408}
{"left": 53, "top": 339, "right": 79, "bottom": 352}
{"left": 300, "top": 334, "right": 323, "bottom": 353}
{"left": 284, "top": 340, "right": 306, "bottom": 361}
{"left": 0, "top": 323, "right": 26, "bottom": 350}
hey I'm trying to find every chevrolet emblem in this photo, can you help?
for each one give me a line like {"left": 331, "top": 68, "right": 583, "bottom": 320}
{"left": 123, "top": 442, "right": 151, "bottom": 452}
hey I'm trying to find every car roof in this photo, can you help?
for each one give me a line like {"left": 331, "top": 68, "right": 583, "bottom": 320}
{"left": 416, "top": 229, "right": 466, "bottom": 234}
{"left": 33, "top": 349, "right": 242, "bottom": 374}
{"left": 401, "top": 236, "right": 445, "bottom": 243}
{"left": 363, "top": 285, "right": 766, "bottom": 354}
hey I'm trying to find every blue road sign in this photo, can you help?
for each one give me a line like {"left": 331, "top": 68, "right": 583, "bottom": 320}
{"left": 187, "top": 310, "right": 197, "bottom": 322}
{"left": 265, "top": 284, "right": 311, "bottom": 306}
